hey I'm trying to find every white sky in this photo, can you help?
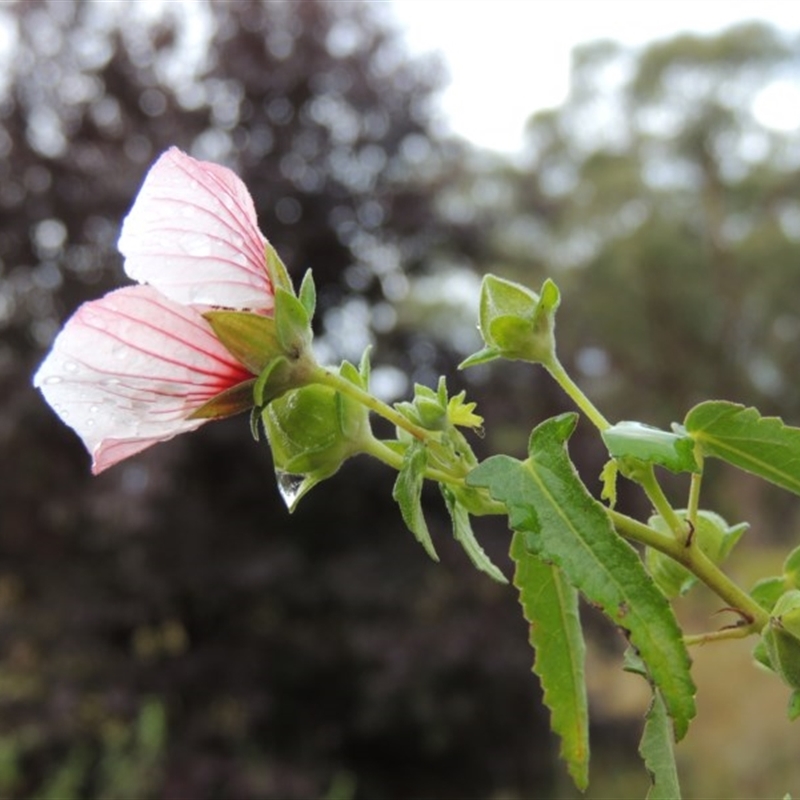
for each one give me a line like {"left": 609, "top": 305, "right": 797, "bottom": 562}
{"left": 389, "top": 0, "right": 800, "bottom": 153}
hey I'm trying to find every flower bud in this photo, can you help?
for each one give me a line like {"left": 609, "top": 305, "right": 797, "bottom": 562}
{"left": 761, "top": 589, "right": 800, "bottom": 690}
{"left": 262, "top": 370, "right": 372, "bottom": 510}
{"left": 646, "top": 510, "right": 747, "bottom": 597}
{"left": 460, "top": 276, "right": 560, "bottom": 368}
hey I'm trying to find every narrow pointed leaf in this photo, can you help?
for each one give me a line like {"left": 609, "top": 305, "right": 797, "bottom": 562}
{"left": 468, "top": 414, "right": 696, "bottom": 739}
{"left": 441, "top": 486, "right": 507, "bottom": 583}
{"left": 511, "top": 532, "right": 588, "bottom": 790}
{"left": 640, "top": 689, "right": 682, "bottom": 799}
{"left": 393, "top": 442, "right": 438, "bottom": 561}
{"left": 685, "top": 401, "right": 800, "bottom": 495}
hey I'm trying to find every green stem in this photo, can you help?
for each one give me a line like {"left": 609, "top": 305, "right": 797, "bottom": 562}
{"left": 544, "top": 354, "right": 611, "bottom": 432}
{"left": 362, "top": 436, "right": 463, "bottom": 487}
{"left": 310, "top": 364, "right": 430, "bottom": 443}
{"left": 686, "top": 449, "right": 704, "bottom": 528}
{"left": 637, "top": 465, "right": 687, "bottom": 542}
{"left": 684, "top": 625, "right": 759, "bottom": 647}
{"left": 610, "top": 509, "right": 769, "bottom": 629}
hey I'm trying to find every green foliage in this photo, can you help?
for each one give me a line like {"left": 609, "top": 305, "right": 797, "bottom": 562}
{"left": 639, "top": 689, "right": 682, "bottom": 800}
{"left": 685, "top": 402, "right": 800, "bottom": 496}
{"left": 393, "top": 441, "right": 439, "bottom": 561}
{"left": 510, "top": 532, "right": 588, "bottom": 789}
{"left": 602, "top": 422, "right": 699, "bottom": 475}
{"left": 468, "top": 414, "right": 696, "bottom": 739}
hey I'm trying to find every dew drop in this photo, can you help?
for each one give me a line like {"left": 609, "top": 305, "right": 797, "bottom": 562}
{"left": 89, "top": 405, "right": 99, "bottom": 414}
{"left": 43, "top": 375, "right": 62, "bottom": 385}
{"left": 64, "top": 361, "right": 78, "bottom": 373}
{"left": 275, "top": 471, "right": 306, "bottom": 511}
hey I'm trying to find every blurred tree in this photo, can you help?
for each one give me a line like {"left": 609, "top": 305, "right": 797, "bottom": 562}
{"left": 473, "top": 24, "right": 800, "bottom": 534}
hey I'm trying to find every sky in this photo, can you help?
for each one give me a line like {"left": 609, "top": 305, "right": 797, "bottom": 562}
{"left": 389, "top": 0, "right": 800, "bottom": 153}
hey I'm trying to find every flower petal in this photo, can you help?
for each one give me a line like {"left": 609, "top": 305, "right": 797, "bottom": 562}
{"left": 34, "top": 286, "right": 253, "bottom": 474}
{"left": 118, "top": 147, "right": 273, "bottom": 311}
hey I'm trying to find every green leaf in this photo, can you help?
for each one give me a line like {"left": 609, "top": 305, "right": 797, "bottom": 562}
{"left": 685, "top": 401, "right": 800, "bottom": 496}
{"left": 510, "top": 532, "right": 589, "bottom": 790}
{"left": 602, "top": 421, "right": 699, "bottom": 474}
{"left": 392, "top": 442, "right": 438, "bottom": 561}
{"left": 640, "top": 689, "right": 682, "bottom": 800}
{"left": 440, "top": 486, "right": 507, "bottom": 583}
{"left": 467, "top": 414, "right": 696, "bottom": 739}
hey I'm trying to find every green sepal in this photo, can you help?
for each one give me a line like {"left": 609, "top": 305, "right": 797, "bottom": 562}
{"left": 788, "top": 690, "right": 800, "bottom": 722}
{"left": 253, "top": 356, "right": 291, "bottom": 406}
{"left": 460, "top": 275, "right": 560, "bottom": 368}
{"left": 189, "top": 378, "right": 257, "bottom": 420}
{"left": 204, "top": 311, "right": 282, "bottom": 374}
{"left": 298, "top": 269, "right": 317, "bottom": 319}
{"left": 602, "top": 421, "right": 700, "bottom": 475}
{"left": 249, "top": 406, "right": 262, "bottom": 441}
{"left": 750, "top": 576, "right": 787, "bottom": 613}
{"left": 265, "top": 240, "right": 293, "bottom": 294}
{"left": 440, "top": 485, "right": 506, "bottom": 583}
{"left": 392, "top": 441, "right": 438, "bottom": 561}
{"left": 784, "top": 546, "right": 800, "bottom": 589}
{"left": 274, "top": 286, "right": 312, "bottom": 357}
{"left": 761, "top": 590, "right": 800, "bottom": 689}
{"left": 262, "top": 374, "right": 372, "bottom": 511}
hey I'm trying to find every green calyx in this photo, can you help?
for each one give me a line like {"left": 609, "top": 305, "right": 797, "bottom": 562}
{"left": 760, "top": 590, "right": 800, "bottom": 692}
{"left": 261, "top": 361, "right": 373, "bottom": 511}
{"left": 460, "top": 275, "right": 560, "bottom": 369}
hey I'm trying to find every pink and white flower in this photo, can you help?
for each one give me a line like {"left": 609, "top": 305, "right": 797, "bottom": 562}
{"left": 34, "top": 147, "right": 274, "bottom": 474}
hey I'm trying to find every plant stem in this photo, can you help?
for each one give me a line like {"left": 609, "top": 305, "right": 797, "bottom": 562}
{"left": 684, "top": 625, "right": 759, "bottom": 647}
{"left": 361, "top": 436, "right": 464, "bottom": 487}
{"left": 310, "top": 364, "right": 430, "bottom": 442}
{"left": 610, "top": 509, "right": 769, "bottom": 629}
{"left": 637, "top": 465, "right": 687, "bottom": 542}
{"left": 544, "top": 354, "right": 611, "bottom": 432}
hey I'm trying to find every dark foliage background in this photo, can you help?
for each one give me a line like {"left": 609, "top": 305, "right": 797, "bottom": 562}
{"left": 0, "top": 2, "right": 555, "bottom": 798}
{"left": 2, "top": 0, "right": 800, "bottom": 797}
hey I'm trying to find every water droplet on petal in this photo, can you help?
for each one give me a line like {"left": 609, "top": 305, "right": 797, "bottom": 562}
{"left": 275, "top": 471, "right": 306, "bottom": 511}
{"left": 64, "top": 361, "right": 78, "bottom": 373}
{"left": 43, "top": 376, "right": 62, "bottom": 385}
{"left": 89, "top": 405, "right": 99, "bottom": 414}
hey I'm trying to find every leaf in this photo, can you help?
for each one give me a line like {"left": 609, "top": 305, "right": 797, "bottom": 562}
{"left": 510, "top": 532, "right": 589, "bottom": 790}
{"left": 602, "top": 421, "right": 699, "bottom": 474}
{"left": 468, "top": 414, "right": 696, "bottom": 739}
{"left": 640, "top": 689, "right": 682, "bottom": 800}
{"left": 440, "top": 486, "right": 507, "bottom": 583}
{"left": 685, "top": 401, "right": 800, "bottom": 496}
{"left": 392, "top": 442, "right": 438, "bottom": 561}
